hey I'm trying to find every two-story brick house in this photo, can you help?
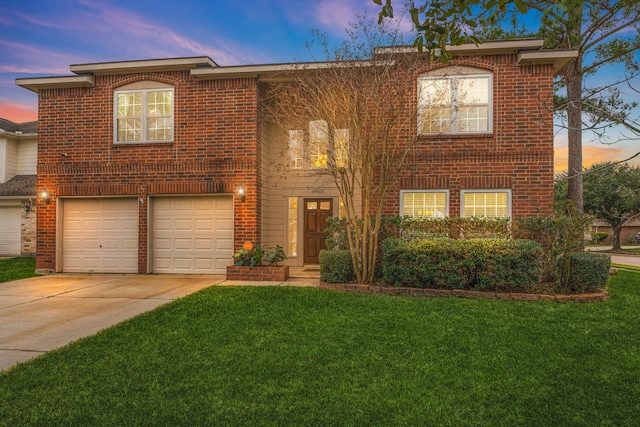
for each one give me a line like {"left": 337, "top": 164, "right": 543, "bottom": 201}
{"left": 17, "top": 39, "right": 576, "bottom": 274}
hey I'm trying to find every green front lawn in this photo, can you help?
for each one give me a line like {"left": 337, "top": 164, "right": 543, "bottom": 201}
{"left": 1, "top": 272, "right": 640, "bottom": 425}
{"left": 0, "top": 257, "right": 37, "bottom": 283}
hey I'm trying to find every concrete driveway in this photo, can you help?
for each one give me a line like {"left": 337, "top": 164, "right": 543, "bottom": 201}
{"left": 0, "top": 274, "right": 225, "bottom": 372}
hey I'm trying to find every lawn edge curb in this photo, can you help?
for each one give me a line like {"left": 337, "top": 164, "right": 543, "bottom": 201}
{"left": 319, "top": 282, "right": 609, "bottom": 303}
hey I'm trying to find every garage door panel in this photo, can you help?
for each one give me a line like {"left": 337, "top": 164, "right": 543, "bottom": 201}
{"left": 153, "top": 257, "right": 171, "bottom": 269}
{"left": 0, "top": 206, "right": 21, "bottom": 255}
{"left": 154, "top": 238, "right": 171, "bottom": 250}
{"left": 217, "top": 218, "right": 233, "bottom": 230}
{"left": 195, "top": 219, "right": 213, "bottom": 230}
{"left": 173, "top": 258, "right": 193, "bottom": 270}
{"left": 195, "top": 258, "right": 213, "bottom": 269}
{"left": 155, "top": 219, "right": 172, "bottom": 231}
{"left": 174, "top": 239, "right": 193, "bottom": 250}
{"left": 216, "top": 237, "right": 233, "bottom": 251}
{"left": 174, "top": 219, "right": 192, "bottom": 230}
{"left": 123, "top": 238, "right": 138, "bottom": 250}
{"left": 153, "top": 196, "right": 233, "bottom": 274}
{"left": 195, "top": 239, "right": 213, "bottom": 250}
{"left": 63, "top": 198, "right": 138, "bottom": 273}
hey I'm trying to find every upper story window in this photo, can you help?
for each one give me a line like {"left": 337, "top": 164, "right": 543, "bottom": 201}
{"left": 418, "top": 68, "right": 492, "bottom": 135}
{"left": 114, "top": 81, "right": 174, "bottom": 143}
{"left": 288, "top": 130, "right": 304, "bottom": 169}
{"left": 288, "top": 120, "right": 349, "bottom": 169}
{"left": 309, "top": 120, "right": 328, "bottom": 168}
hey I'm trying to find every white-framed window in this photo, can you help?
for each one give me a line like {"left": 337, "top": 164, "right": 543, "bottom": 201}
{"left": 461, "top": 189, "right": 511, "bottom": 218}
{"left": 400, "top": 190, "right": 449, "bottom": 218}
{"left": 287, "top": 197, "right": 298, "bottom": 257}
{"left": 333, "top": 128, "right": 349, "bottom": 168}
{"left": 287, "top": 121, "right": 349, "bottom": 169}
{"left": 309, "top": 120, "right": 328, "bottom": 168}
{"left": 418, "top": 72, "right": 492, "bottom": 135}
{"left": 288, "top": 130, "right": 304, "bottom": 169}
{"left": 114, "top": 83, "right": 174, "bottom": 143}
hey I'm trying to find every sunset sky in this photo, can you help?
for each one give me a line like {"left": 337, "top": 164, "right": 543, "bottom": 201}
{"left": 1, "top": 0, "right": 638, "bottom": 173}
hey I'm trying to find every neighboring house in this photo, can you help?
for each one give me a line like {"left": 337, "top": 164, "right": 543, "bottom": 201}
{"left": 16, "top": 39, "right": 576, "bottom": 274}
{"left": 0, "top": 118, "right": 37, "bottom": 256}
{"left": 593, "top": 218, "right": 640, "bottom": 245}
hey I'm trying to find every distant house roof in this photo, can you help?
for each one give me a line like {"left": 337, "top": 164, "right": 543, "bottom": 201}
{"left": 0, "top": 118, "right": 38, "bottom": 134}
{"left": 0, "top": 175, "right": 36, "bottom": 197}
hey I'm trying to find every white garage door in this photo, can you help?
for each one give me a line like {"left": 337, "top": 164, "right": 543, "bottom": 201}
{"left": 0, "top": 206, "right": 21, "bottom": 255}
{"left": 152, "top": 196, "right": 233, "bottom": 274}
{"left": 63, "top": 198, "right": 138, "bottom": 273}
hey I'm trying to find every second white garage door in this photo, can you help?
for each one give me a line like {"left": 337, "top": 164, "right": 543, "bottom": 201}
{"left": 152, "top": 196, "right": 233, "bottom": 274}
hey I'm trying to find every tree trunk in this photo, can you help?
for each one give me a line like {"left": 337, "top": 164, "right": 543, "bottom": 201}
{"left": 611, "top": 223, "right": 623, "bottom": 251}
{"left": 565, "top": 60, "right": 584, "bottom": 214}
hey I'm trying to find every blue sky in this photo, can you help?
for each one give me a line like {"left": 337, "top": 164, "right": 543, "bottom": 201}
{"left": 0, "top": 0, "right": 638, "bottom": 172}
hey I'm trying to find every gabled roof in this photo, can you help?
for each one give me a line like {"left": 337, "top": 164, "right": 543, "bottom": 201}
{"left": 0, "top": 175, "right": 36, "bottom": 197}
{"left": 0, "top": 118, "right": 38, "bottom": 134}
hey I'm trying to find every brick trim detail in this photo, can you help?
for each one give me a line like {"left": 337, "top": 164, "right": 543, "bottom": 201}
{"left": 227, "top": 265, "right": 290, "bottom": 281}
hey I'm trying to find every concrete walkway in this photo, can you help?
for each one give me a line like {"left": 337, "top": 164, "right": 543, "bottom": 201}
{"left": 0, "top": 272, "right": 319, "bottom": 372}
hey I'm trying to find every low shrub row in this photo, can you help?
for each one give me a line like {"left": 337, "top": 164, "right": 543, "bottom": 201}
{"left": 321, "top": 214, "right": 611, "bottom": 294}
{"left": 382, "top": 238, "right": 543, "bottom": 292}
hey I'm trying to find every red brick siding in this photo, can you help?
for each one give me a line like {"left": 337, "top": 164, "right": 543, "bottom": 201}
{"left": 226, "top": 265, "right": 290, "bottom": 281}
{"left": 36, "top": 71, "right": 260, "bottom": 273}
{"left": 381, "top": 55, "right": 555, "bottom": 218}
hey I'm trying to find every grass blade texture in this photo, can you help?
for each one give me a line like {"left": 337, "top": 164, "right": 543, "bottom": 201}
{"left": 1, "top": 272, "right": 640, "bottom": 426}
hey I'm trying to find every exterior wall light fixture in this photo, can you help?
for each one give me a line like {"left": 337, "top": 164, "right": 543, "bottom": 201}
{"left": 238, "top": 184, "right": 246, "bottom": 202}
{"left": 41, "top": 189, "right": 50, "bottom": 204}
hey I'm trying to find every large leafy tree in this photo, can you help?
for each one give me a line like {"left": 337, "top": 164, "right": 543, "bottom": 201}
{"left": 376, "top": 0, "right": 640, "bottom": 213}
{"left": 556, "top": 162, "right": 640, "bottom": 250}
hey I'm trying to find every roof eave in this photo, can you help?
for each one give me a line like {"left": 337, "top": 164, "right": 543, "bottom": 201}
{"left": 517, "top": 50, "right": 580, "bottom": 74}
{"left": 375, "top": 39, "right": 545, "bottom": 56}
{"left": 190, "top": 60, "right": 391, "bottom": 81}
{"left": 15, "top": 75, "right": 95, "bottom": 93}
{"left": 70, "top": 57, "right": 218, "bottom": 76}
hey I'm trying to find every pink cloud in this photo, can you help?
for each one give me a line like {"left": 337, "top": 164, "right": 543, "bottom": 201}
{"left": 0, "top": 102, "right": 37, "bottom": 123}
{"left": 66, "top": 0, "right": 267, "bottom": 64}
{"left": 1, "top": 1, "right": 269, "bottom": 66}
{"left": 0, "top": 41, "right": 74, "bottom": 74}
{"left": 554, "top": 143, "right": 640, "bottom": 174}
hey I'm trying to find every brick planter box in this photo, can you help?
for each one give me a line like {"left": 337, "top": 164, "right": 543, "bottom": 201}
{"left": 226, "top": 265, "right": 290, "bottom": 281}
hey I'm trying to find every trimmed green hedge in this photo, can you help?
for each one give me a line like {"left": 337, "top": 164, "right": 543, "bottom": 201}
{"left": 320, "top": 250, "right": 355, "bottom": 283}
{"left": 557, "top": 252, "right": 610, "bottom": 293}
{"left": 382, "top": 238, "right": 543, "bottom": 291}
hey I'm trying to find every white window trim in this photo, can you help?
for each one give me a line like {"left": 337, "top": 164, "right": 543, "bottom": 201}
{"left": 400, "top": 190, "right": 450, "bottom": 218}
{"left": 417, "top": 72, "right": 493, "bottom": 135}
{"left": 460, "top": 189, "right": 512, "bottom": 218}
{"left": 286, "top": 196, "right": 299, "bottom": 258}
{"left": 113, "top": 85, "right": 174, "bottom": 144}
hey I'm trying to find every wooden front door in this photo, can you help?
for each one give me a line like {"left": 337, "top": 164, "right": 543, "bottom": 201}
{"left": 303, "top": 199, "right": 333, "bottom": 264}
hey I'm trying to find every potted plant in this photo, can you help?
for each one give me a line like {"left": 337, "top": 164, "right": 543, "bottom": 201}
{"left": 226, "top": 244, "right": 289, "bottom": 281}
